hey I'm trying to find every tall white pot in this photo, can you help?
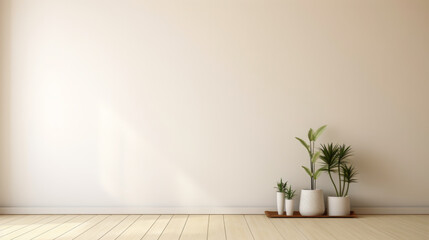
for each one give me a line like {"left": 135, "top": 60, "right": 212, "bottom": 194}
{"left": 285, "top": 199, "right": 294, "bottom": 216}
{"left": 276, "top": 192, "right": 285, "bottom": 215}
{"left": 328, "top": 196, "right": 350, "bottom": 216}
{"left": 299, "top": 189, "right": 325, "bottom": 216}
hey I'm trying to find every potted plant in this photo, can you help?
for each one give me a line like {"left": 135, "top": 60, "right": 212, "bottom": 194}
{"left": 320, "top": 143, "right": 358, "bottom": 216}
{"left": 295, "top": 125, "right": 326, "bottom": 216}
{"left": 284, "top": 184, "right": 296, "bottom": 216}
{"left": 274, "top": 178, "right": 287, "bottom": 215}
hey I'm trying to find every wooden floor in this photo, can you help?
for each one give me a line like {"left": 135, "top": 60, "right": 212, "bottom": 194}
{"left": 0, "top": 214, "right": 427, "bottom": 240}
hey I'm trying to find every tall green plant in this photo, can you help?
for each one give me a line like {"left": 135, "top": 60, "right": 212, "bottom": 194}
{"left": 295, "top": 125, "right": 327, "bottom": 190}
{"left": 320, "top": 143, "right": 357, "bottom": 197}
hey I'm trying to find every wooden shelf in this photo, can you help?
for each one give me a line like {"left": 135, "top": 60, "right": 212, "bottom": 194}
{"left": 265, "top": 211, "right": 357, "bottom": 218}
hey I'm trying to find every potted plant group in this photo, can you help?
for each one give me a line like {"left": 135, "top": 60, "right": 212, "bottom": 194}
{"left": 275, "top": 178, "right": 287, "bottom": 215}
{"left": 284, "top": 184, "right": 296, "bottom": 216}
{"left": 320, "top": 143, "right": 358, "bottom": 216}
{"left": 296, "top": 125, "right": 326, "bottom": 216}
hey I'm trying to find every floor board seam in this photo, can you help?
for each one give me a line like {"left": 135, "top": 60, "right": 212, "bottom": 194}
{"left": 114, "top": 215, "right": 142, "bottom": 240}
{"left": 155, "top": 215, "right": 173, "bottom": 240}
{"left": 96, "top": 215, "right": 128, "bottom": 240}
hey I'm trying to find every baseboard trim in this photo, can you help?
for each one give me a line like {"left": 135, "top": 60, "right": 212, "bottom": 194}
{"left": 353, "top": 207, "right": 429, "bottom": 215}
{"left": 0, "top": 207, "right": 269, "bottom": 215}
{"left": 0, "top": 207, "right": 428, "bottom": 215}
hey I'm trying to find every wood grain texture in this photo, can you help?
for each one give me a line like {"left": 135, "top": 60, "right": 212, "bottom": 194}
{"left": 0, "top": 215, "right": 47, "bottom": 236}
{"left": 158, "top": 215, "right": 188, "bottom": 240}
{"left": 0, "top": 215, "right": 62, "bottom": 240}
{"left": 208, "top": 215, "right": 226, "bottom": 240}
{"left": 224, "top": 215, "right": 254, "bottom": 240}
{"left": 99, "top": 215, "right": 140, "bottom": 240}
{"left": 74, "top": 215, "right": 128, "bottom": 240}
{"left": 32, "top": 215, "right": 95, "bottom": 240}
{"left": 54, "top": 215, "right": 109, "bottom": 240}
{"left": 115, "top": 215, "right": 159, "bottom": 240}
{"left": 245, "top": 215, "right": 283, "bottom": 240}
{"left": 179, "top": 215, "right": 209, "bottom": 240}
{"left": 0, "top": 214, "right": 426, "bottom": 240}
{"left": 142, "top": 215, "right": 172, "bottom": 240}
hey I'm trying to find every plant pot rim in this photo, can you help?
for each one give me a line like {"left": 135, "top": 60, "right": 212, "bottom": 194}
{"left": 301, "top": 189, "right": 323, "bottom": 191}
{"left": 328, "top": 195, "right": 350, "bottom": 198}
{"left": 285, "top": 198, "right": 294, "bottom": 200}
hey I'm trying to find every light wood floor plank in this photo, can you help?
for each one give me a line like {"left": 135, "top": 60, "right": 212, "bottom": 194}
{"left": 208, "top": 215, "right": 226, "bottom": 240}
{"left": 99, "top": 215, "right": 140, "bottom": 240}
{"left": 179, "top": 215, "right": 209, "bottom": 240}
{"left": 291, "top": 219, "right": 336, "bottom": 240}
{"left": 0, "top": 215, "right": 62, "bottom": 240}
{"left": 116, "top": 215, "right": 159, "bottom": 240}
{"left": 306, "top": 218, "right": 392, "bottom": 240}
{"left": 359, "top": 215, "right": 428, "bottom": 240}
{"left": 224, "top": 215, "right": 253, "bottom": 240}
{"left": 142, "top": 215, "right": 173, "bottom": 240}
{"left": 158, "top": 215, "right": 188, "bottom": 240}
{"left": 244, "top": 215, "right": 283, "bottom": 240}
{"left": 0, "top": 215, "right": 47, "bottom": 235}
{"left": 392, "top": 215, "right": 429, "bottom": 227}
{"left": 0, "top": 215, "right": 25, "bottom": 226}
{"left": 0, "top": 214, "right": 426, "bottom": 240}
{"left": 74, "top": 215, "right": 128, "bottom": 240}
{"left": 13, "top": 215, "right": 79, "bottom": 240}
{"left": 378, "top": 215, "right": 429, "bottom": 233}
{"left": 54, "top": 215, "right": 109, "bottom": 240}
{"left": 32, "top": 215, "right": 95, "bottom": 240}
{"left": 269, "top": 219, "right": 307, "bottom": 240}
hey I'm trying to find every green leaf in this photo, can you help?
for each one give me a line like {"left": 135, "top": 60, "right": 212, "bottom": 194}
{"left": 302, "top": 166, "right": 313, "bottom": 177}
{"left": 313, "top": 125, "right": 327, "bottom": 141}
{"left": 311, "top": 151, "right": 321, "bottom": 164}
{"left": 295, "top": 137, "right": 310, "bottom": 153}
{"left": 308, "top": 128, "right": 314, "bottom": 141}
{"left": 313, "top": 168, "right": 323, "bottom": 180}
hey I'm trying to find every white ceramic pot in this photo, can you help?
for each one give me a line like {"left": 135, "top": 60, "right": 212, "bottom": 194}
{"left": 328, "top": 196, "right": 350, "bottom": 216}
{"left": 276, "top": 192, "right": 285, "bottom": 215}
{"left": 299, "top": 189, "right": 325, "bottom": 216}
{"left": 285, "top": 199, "right": 294, "bottom": 216}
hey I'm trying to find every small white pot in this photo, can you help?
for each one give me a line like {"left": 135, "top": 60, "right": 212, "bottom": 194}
{"left": 276, "top": 192, "right": 285, "bottom": 215}
{"left": 299, "top": 189, "right": 325, "bottom": 216}
{"left": 285, "top": 199, "right": 294, "bottom": 216}
{"left": 328, "top": 196, "right": 350, "bottom": 216}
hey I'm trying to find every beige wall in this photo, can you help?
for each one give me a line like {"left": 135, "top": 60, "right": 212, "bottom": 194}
{"left": 1, "top": 0, "right": 429, "bottom": 211}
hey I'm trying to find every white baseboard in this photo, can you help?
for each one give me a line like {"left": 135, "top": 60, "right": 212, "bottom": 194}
{"left": 0, "top": 207, "right": 269, "bottom": 215}
{"left": 353, "top": 207, "right": 429, "bottom": 215}
{"left": 0, "top": 207, "right": 428, "bottom": 215}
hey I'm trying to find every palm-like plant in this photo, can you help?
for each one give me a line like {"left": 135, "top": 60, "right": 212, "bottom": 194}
{"left": 320, "top": 143, "right": 340, "bottom": 195}
{"left": 295, "top": 125, "right": 327, "bottom": 190}
{"left": 284, "top": 185, "right": 296, "bottom": 200}
{"left": 342, "top": 164, "right": 358, "bottom": 196}
{"left": 320, "top": 143, "right": 357, "bottom": 197}
{"left": 337, "top": 144, "right": 353, "bottom": 196}
{"left": 275, "top": 178, "right": 287, "bottom": 193}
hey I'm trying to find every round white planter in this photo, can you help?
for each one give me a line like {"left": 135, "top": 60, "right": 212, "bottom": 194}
{"left": 277, "top": 192, "right": 285, "bottom": 215}
{"left": 285, "top": 199, "right": 294, "bottom": 216}
{"left": 299, "top": 189, "right": 325, "bottom": 216}
{"left": 328, "top": 196, "right": 350, "bottom": 216}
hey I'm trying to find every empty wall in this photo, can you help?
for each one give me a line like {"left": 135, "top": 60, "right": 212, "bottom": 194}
{"left": 1, "top": 0, "right": 429, "bottom": 213}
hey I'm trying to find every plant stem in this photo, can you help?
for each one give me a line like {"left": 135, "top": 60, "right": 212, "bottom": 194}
{"left": 310, "top": 140, "right": 314, "bottom": 190}
{"left": 345, "top": 182, "right": 350, "bottom": 196}
{"left": 342, "top": 171, "right": 346, "bottom": 197}
{"left": 328, "top": 171, "right": 339, "bottom": 196}
{"left": 338, "top": 161, "right": 342, "bottom": 196}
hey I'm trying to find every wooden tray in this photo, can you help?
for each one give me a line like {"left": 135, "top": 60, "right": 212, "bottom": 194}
{"left": 265, "top": 211, "right": 357, "bottom": 218}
